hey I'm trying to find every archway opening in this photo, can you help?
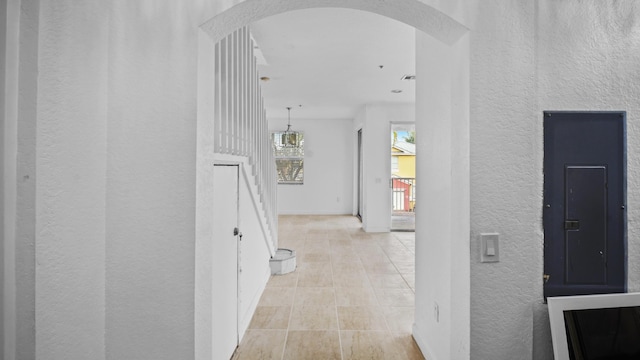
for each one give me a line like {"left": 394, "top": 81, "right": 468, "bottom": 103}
{"left": 196, "top": 1, "right": 470, "bottom": 359}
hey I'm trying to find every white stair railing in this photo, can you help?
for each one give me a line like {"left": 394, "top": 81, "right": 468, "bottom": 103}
{"left": 213, "top": 27, "right": 278, "bottom": 247}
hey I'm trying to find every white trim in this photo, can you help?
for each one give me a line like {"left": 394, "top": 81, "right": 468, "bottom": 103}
{"left": 277, "top": 211, "right": 353, "bottom": 216}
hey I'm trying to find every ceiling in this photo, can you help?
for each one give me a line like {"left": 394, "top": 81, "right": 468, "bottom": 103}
{"left": 250, "top": 8, "right": 416, "bottom": 120}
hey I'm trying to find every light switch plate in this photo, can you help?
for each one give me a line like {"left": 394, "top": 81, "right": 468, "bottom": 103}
{"left": 480, "top": 233, "right": 499, "bottom": 263}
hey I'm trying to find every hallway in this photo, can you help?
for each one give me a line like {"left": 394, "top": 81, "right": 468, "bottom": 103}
{"left": 232, "top": 215, "right": 423, "bottom": 359}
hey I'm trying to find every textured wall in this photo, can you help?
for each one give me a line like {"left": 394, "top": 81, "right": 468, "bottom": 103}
{"left": 469, "top": 1, "right": 538, "bottom": 359}
{"left": 0, "top": 1, "right": 7, "bottom": 356}
{"left": 533, "top": 2, "right": 640, "bottom": 359}
{"left": 105, "top": 2, "right": 219, "bottom": 358}
{"left": 537, "top": 0, "right": 640, "bottom": 290}
{"left": 269, "top": 118, "right": 355, "bottom": 215}
{"left": 14, "top": 0, "right": 640, "bottom": 359}
{"left": 36, "top": 1, "right": 109, "bottom": 358}
{"left": 469, "top": 1, "right": 640, "bottom": 359}
{"left": 18, "top": 0, "right": 462, "bottom": 358}
{"left": 12, "top": 0, "right": 39, "bottom": 358}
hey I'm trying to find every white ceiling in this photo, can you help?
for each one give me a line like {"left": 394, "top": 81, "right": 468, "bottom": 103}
{"left": 250, "top": 8, "right": 416, "bottom": 120}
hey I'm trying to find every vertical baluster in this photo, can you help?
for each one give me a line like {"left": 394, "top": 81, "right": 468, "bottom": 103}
{"left": 235, "top": 28, "right": 241, "bottom": 155}
{"left": 221, "top": 37, "right": 228, "bottom": 153}
{"left": 248, "top": 30, "right": 252, "bottom": 159}
{"left": 227, "top": 33, "right": 232, "bottom": 153}
{"left": 252, "top": 56, "right": 257, "bottom": 171}
{"left": 251, "top": 59, "right": 260, "bottom": 177}
{"left": 241, "top": 27, "right": 248, "bottom": 157}
{"left": 262, "top": 107, "right": 267, "bottom": 205}
{"left": 239, "top": 29, "right": 244, "bottom": 156}
{"left": 258, "top": 98, "right": 262, "bottom": 194}
{"left": 214, "top": 41, "right": 220, "bottom": 152}
{"left": 260, "top": 105, "right": 264, "bottom": 199}
{"left": 249, "top": 36, "right": 255, "bottom": 166}
{"left": 234, "top": 29, "right": 239, "bottom": 155}
{"left": 239, "top": 27, "right": 244, "bottom": 156}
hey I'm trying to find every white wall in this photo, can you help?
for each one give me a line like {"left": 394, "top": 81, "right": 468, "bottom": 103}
{"left": 104, "top": 2, "right": 223, "bottom": 358}
{"left": 8, "top": 0, "right": 640, "bottom": 359}
{"left": 7, "top": 0, "right": 38, "bottom": 357}
{"left": 354, "top": 103, "right": 415, "bottom": 232}
{"left": 36, "top": 1, "right": 109, "bottom": 358}
{"left": 195, "top": 159, "right": 272, "bottom": 360}
{"left": 6, "top": 1, "right": 240, "bottom": 359}
{"left": 238, "top": 166, "right": 272, "bottom": 336}
{"left": 413, "top": 31, "right": 470, "bottom": 360}
{"left": 532, "top": 2, "right": 640, "bottom": 359}
{"left": 5, "top": 1, "right": 466, "bottom": 358}
{"left": 468, "top": 2, "right": 539, "bottom": 359}
{"left": 467, "top": 2, "right": 640, "bottom": 360}
{"left": 0, "top": 1, "right": 7, "bottom": 356}
{"left": 269, "top": 118, "right": 354, "bottom": 215}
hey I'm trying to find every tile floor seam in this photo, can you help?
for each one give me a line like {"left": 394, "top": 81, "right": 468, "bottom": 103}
{"left": 280, "top": 273, "right": 298, "bottom": 360}
{"left": 329, "top": 237, "right": 345, "bottom": 360}
{"left": 373, "top": 240, "right": 396, "bottom": 336}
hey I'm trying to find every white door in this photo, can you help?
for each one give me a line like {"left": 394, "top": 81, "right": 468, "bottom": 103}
{"left": 212, "top": 165, "right": 239, "bottom": 359}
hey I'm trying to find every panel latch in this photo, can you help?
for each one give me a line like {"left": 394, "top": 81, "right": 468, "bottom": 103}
{"left": 564, "top": 220, "right": 580, "bottom": 230}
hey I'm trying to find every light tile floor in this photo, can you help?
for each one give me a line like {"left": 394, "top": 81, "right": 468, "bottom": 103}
{"left": 232, "top": 215, "right": 424, "bottom": 360}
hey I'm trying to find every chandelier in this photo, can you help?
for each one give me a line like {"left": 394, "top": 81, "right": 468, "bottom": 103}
{"left": 281, "top": 107, "right": 300, "bottom": 147}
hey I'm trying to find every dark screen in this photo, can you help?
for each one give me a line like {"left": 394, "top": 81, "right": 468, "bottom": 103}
{"left": 564, "top": 307, "right": 640, "bottom": 360}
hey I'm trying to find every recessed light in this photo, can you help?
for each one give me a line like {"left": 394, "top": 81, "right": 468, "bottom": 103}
{"left": 401, "top": 74, "right": 416, "bottom": 80}
{"left": 391, "top": 89, "right": 403, "bottom": 93}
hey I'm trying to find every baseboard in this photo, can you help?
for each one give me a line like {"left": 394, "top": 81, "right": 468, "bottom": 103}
{"left": 413, "top": 323, "right": 437, "bottom": 360}
{"left": 278, "top": 211, "right": 353, "bottom": 216}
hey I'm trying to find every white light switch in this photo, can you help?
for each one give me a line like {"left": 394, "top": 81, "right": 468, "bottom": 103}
{"left": 486, "top": 239, "right": 496, "bottom": 256}
{"left": 480, "top": 233, "right": 499, "bottom": 263}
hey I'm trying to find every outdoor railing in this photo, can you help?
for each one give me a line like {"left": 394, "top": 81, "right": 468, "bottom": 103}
{"left": 391, "top": 177, "right": 416, "bottom": 212}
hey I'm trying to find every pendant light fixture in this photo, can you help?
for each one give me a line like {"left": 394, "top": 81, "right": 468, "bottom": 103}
{"left": 281, "top": 106, "right": 299, "bottom": 147}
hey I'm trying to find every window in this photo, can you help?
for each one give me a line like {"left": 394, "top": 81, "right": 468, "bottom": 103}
{"left": 391, "top": 156, "right": 399, "bottom": 173}
{"left": 272, "top": 131, "right": 304, "bottom": 184}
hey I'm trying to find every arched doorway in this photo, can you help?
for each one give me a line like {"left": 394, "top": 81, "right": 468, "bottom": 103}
{"left": 195, "top": 1, "right": 470, "bottom": 359}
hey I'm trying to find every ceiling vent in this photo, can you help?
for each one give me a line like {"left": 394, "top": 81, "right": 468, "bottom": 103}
{"left": 401, "top": 74, "right": 416, "bottom": 81}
